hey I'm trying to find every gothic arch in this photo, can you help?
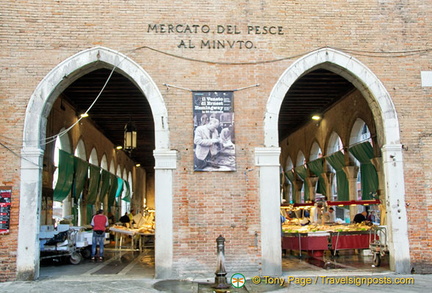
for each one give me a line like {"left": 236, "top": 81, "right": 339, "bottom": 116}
{"left": 17, "top": 46, "right": 176, "bottom": 280}
{"left": 257, "top": 48, "right": 410, "bottom": 274}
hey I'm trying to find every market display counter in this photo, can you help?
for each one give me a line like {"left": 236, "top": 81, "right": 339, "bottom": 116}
{"left": 282, "top": 230, "right": 376, "bottom": 256}
{"left": 282, "top": 233, "right": 329, "bottom": 251}
{"left": 331, "top": 231, "right": 372, "bottom": 250}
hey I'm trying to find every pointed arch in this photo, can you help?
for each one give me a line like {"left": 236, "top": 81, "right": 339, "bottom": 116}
{"left": 18, "top": 46, "right": 175, "bottom": 280}
{"left": 349, "top": 118, "right": 371, "bottom": 145}
{"left": 284, "top": 156, "right": 293, "bottom": 171}
{"left": 295, "top": 150, "right": 305, "bottom": 167}
{"left": 258, "top": 47, "right": 410, "bottom": 274}
{"left": 309, "top": 141, "right": 322, "bottom": 161}
{"left": 327, "top": 131, "right": 343, "bottom": 155}
{"left": 74, "top": 139, "right": 86, "bottom": 160}
{"left": 101, "top": 154, "right": 108, "bottom": 171}
{"left": 89, "top": 148, "right": 99, "bottom": 166}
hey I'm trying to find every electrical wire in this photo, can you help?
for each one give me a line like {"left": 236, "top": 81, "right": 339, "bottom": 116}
{"left": 1, "top": 44, "right": 430, "bottom": 160}
{"left": 43, "top": 64, "right": 119, "bottom": 146}
{"left": 0, "top": 53, "right": 124, "bottom": 161}
{"left": 129, "top": 45, "right": 432, "bottom": 65}
{"left": 131, "top": 45, "right": 317, "bottom": 65}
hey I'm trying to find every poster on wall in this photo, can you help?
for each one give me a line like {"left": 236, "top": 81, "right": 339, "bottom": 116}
{"left": 193, "top": 91, "right": 236, "bottom": 171}
{"left": 0, "top": 186, "right": 12, "bottom": 234}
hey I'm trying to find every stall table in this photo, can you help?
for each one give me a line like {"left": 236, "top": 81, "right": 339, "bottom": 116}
{"left": 282, "top": 232, "right": 329, "bottom": 257}
{"left": 283, "top": 230, "right": 375, "bottom": 257}
{"left": 109, "top": 227, "right": 154, "bottom": 251}
{"left": 331, "top": 231, "right": 372, "bottom": 250}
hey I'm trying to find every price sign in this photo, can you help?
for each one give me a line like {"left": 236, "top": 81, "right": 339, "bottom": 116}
{"left": 0, "top": 187, "right": 12, "bottom": 234}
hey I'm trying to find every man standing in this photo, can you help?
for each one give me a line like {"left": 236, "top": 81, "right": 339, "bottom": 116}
{"left": 352, "top": 210, "right": 368, "bottom": 224}
{"left": 323, "top": 207, "right": 336, "bottom": 223}
{"left": 194, "top": 118, "right": 221, "bottom": 170}
{"left": 91, "top": 209, "right": 108, "bottom": 260}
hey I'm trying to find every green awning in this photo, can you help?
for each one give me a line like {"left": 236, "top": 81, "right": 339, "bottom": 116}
{"left": 349, "top": 141, "right": 379, "bottom": 200}
{"left": 86, "top": 164, "right": 101, "bottom": 205}
{"left": 294, "top": 165, "right": 310, "bottom": 201}
{"left": 98, "top": 170, "right": 111, "bottom": 203}
{"left": 72, "top": 156, "right": 88, "bottom": 225}
{"left": 116, "top": 177, "right": 124, "bottom": 198}
{"left": 86, "top": 204, "right": 94, "bottom": 224}
{"left": 122, "top": 180, "right": 131, "bottom": 202}
{"left": 307, "top": 158, "right": 326, "bottom": 196}
{"left": 284, "top": 171, "right": 296, "bottom": 203}
{"left": 53, "top": 150, "right": 74, "bottom": 202}
{"left": 107, "top": 174, "right": 118, "bottom": 210}
{"left": 326, "top": 151, "right": 349, "bottom": 201}
{"left": 73, "top": 157, "right": 88, "bottom": 201}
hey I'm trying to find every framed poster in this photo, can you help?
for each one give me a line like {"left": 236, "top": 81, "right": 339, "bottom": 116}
{"left": 0, "top": 186, "right": 12, "bottom": 234}
{"left": 193, "top": 91, "right": 236, "bottom": 171}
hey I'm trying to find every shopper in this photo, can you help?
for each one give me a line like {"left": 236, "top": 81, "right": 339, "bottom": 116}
{"left": 90, "top": 209, "right": 108, "bottom": 261}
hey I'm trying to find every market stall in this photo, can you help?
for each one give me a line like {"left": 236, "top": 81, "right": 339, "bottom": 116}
{"left": 281, "top": 199, "right": 383, "bottom": 261}
{"left": 109, "top": 226, "right": 155, "bottom": 251}
{"left": 282, "top": 222, "right": 379, "bottom": 257}
{"left": 109, "top": 209, "right": 155, "bottom": 251}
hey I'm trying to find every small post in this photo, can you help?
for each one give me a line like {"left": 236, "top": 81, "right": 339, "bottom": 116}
{"left": 214, "top": 235, "right": 229, "bottom": 289}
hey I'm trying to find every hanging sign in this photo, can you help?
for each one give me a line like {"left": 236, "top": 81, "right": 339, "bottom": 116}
{"left": 0, "top": 186, "right": 12, "bottom": 234}
{"left": 193, "top": 91, "right": 236, "bottom": 171}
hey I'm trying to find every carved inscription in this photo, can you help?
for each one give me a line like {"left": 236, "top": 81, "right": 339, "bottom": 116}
{"left": 147, "top": 24, "right": 284, "bottom": 49}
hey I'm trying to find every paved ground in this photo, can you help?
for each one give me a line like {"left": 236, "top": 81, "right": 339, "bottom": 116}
{"left": 0, "top": 248, "right": 429, "bottom": 292}
{"left": 0, "top": 272, "right": 429, "bottom": 292}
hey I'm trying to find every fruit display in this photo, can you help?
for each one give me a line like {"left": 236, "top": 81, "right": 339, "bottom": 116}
{"left": 282, "top": 222, "right": 373, "bottom": 234}
{"left": 110, "top": 211, "right": 155, "bottom": 234}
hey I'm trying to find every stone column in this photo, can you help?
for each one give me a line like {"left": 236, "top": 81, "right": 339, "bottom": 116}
{"left": 343, "top": 165, "right": 359, "bottom": 221}
{"left": 255, "top": 147, "right": 282, "bottom": 276}
{"left": 282, "top": 182, "right": 291, "bottom": 203}
{"left": 381, "top": 144, "right": 410, "bottom": 273}
{"left": 371, "top": 157, "right": 386, "bottom": 225}
{"left": 17, "top": 147, "right": 44, "bottom": 280}
{"left": 292, "top": 179, "right": 303, "bottom": 203}
{"left": 321, "top": 172, "right": 335, "bottom": 200}
{"left": 305, "top": 176, "right": 318, "bottom": 201}
{"left": 153, "top": 149, "right": 177, "bottom": 279}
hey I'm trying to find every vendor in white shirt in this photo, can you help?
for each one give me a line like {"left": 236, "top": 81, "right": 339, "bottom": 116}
{"left": 323, "top": 207, "right": 336, "bottom": 223}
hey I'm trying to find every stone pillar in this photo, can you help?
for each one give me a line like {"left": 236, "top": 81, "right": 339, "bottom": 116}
{"left": 371, "top": 157, "right": 386, "bottom": 225}
{"left": 255, "top": 147, "right": 282, "bottom": 276}
{"left": 305, "top": 176, "right": 318, "bottom": 201}
{"left": 343, "top": 165, "right": 359, "bottom": 221}
{"left": 321, "top": 172, "right": 335, "bottom": 200}
{"left": 17, "top": 147, "right": 44, "bottom": 280}
{"left": 153, "top": 149, "right": 177, "bottom": 279}
{"left": 381, "top": 144, "right": 410, "bottom": 273}
{"left": 292, "top": 179, "right": 303, "bottom": 203}
{"left": 282, "top": 182, "right": 290, "bottom": 203}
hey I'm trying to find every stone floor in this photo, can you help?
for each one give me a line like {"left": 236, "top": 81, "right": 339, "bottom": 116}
{"left": 16, "top": 243, "right": 415, "bottom": 292}
{"left": 39, "top": 240, "right": 390, "bottom": 281}
{"left": 282, "top": 249, "right": 390, "bottom": 275}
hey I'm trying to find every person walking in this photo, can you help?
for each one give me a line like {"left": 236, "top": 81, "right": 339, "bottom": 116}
{"left": 90, "top": 209, "right": 108, "bottom": 261}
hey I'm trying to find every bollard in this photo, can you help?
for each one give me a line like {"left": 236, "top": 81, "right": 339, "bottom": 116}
{"left": 214, "top": 235, "right": 229, "bottom": 289}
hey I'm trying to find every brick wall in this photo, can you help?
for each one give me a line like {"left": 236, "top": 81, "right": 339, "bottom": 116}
{"left": 1, "top": 0, "right": 432, "bottom": 280}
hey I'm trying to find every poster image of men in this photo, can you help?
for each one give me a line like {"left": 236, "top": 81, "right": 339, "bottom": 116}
{"left": 193, "top": 91, "right": 236, "bottom": 171}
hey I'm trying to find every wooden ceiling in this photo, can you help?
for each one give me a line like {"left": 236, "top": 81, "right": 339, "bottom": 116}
{"left": 62, "top": 69, "right": 155, "bottom": 172}
{"left": 62, "top": 68, "right": 354, "bottom": 172}
{"left": 279, "top": 69, "right": 355, "bottom": 141}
